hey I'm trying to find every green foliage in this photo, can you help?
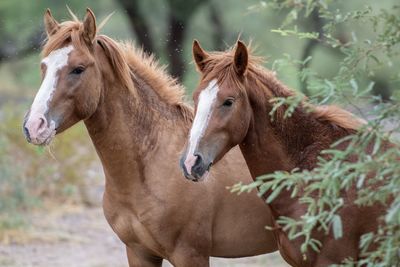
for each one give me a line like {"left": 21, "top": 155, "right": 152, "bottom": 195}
{"left": 0, "top": 104, "right": 99, "bottom": 230}
{"left": 234, "top": 1, "right": 400, "bottom": 266}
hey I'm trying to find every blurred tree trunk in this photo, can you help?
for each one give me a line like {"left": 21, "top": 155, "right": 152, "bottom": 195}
{"left": 116, "top": 0, "right": 155, "bottom": 55}
{"left": 165, "top": 0, "right": 205, "bottom": 80}
{"left": 165, "top": 14, "right": 186, "bottom": 79}
{"left": 372, "top": 78, "right": 392, "bottom": 102}
{"left": 299, "top": 9, "right": 356, "bottom": 98}
{"left": 117, "top": 0, "right": 208, "bottom": 81}
{"left": 299, "top": 9, "right": 323, "bottom": 96}
{"left": 209, "top": 2, "right": 225, "bottom": 51}
{"left": 0, "top": 30, "right": 44, "bottom": 63}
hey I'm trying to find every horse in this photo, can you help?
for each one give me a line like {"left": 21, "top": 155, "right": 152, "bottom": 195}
{"left": 22, "top": 10, "right": 278, "bottom": 267}
{"left": 180, "top": 40, "right": 390, "bottom": 266}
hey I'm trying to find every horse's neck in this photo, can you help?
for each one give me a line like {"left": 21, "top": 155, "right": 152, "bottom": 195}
{"left": 239, "top": 98, "right": 294, "bottom": 180}
{"left": 240, "top": 78, "right": 349, "bottom": 216}
{"left": 84, "top": 73, "right": 188, "bottom": 194}
{"left": 239, "top": 79, "right": 299, "bottom": 178}
{"left": 241, "top": 76, "right": 351, "bottom": 173}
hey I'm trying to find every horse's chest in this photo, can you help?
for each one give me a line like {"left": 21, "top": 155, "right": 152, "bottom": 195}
{"left": 102, "top": 197, "right": 165, "bottom": 256}
{"left": 275, "top": 230, "right": 309, "bottom": 267}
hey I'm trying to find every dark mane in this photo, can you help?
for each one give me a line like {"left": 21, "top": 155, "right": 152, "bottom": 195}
{"left": 42, "top": 17, "right": 193, "bottom": 124}
{"left": 201, "top": 45, "right": 365, "bottom": 130}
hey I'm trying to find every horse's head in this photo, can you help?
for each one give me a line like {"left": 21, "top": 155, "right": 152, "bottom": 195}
{"left": 23, "top": 9, "right": 102, "bottom": 145}
{"left": 180, "top": 40, "right": 252, "bottom": 181}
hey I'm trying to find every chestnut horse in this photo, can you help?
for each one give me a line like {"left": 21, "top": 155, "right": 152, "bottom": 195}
{"left": 22, "top": 10, "right": 278, "bottom": 267}
{"left": 180, "top": 40, "right": 389, "bottom": 266}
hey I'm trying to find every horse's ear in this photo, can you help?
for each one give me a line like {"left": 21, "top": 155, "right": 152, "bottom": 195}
{"left": 44, "top": 9, "right": 60, "bottom": 37}
{"left": 233, "top": 41, "right": 248, "bottom": 76}
{"left": 83, "top": 8, "right": 97, "bottom": 45}
{"left": 193, "top": 40, "right": 209, "bottom": 72}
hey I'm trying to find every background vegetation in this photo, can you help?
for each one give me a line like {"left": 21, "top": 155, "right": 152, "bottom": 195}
{"left": 0, "top": 0, "right": 398, "bottom": 266}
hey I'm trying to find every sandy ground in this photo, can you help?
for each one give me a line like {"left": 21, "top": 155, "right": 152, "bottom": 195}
{"left": 0, "top": 206, "right": 289, "bottom": 267}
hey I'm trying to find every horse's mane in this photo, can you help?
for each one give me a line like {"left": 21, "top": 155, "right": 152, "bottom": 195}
{"left": 96, "top": 35, "right": 193, "bottom": 122}
{"left": 42, "top": 17, "right": 193, "bottom": 123}
{"left": 202, "top": 45, "right": 365, "bottom": 130}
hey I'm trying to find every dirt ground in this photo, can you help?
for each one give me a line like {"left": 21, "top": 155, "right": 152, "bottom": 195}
{"left": 0, "top": 205, "right": 289, "bottom": 267}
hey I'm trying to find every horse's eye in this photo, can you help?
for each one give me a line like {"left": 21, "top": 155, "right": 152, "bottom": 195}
{"left": 223, "top": 99, "right": 234, "bottom": 107}
{"left": 70, "top": 67, "right": 85, "bottom": 75}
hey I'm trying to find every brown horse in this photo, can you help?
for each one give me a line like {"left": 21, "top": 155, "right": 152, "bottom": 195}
{"left": 180, "top": 40, "right": 389, "bottom": 266}
{"left": 22, "top": 10, "right": 278, "bottom": 267}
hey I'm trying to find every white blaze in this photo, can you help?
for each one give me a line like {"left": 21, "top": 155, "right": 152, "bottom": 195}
{"left": 187, "top": 79, "right": 219, "bottom": 156}
{"left": 30, "top": 45, "right": 74, "bottom": 116}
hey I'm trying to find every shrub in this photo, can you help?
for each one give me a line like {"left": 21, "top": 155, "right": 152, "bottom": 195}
{"left": 0, "top": 103, "right": 100, "bottom": 230}
{"left": 235, "top": 1, "right": 400, "bottom": 266}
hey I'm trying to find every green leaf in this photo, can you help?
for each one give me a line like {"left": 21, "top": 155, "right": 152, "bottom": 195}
{"left": 35, "top": 146, "right": 46, "bottom": 155}
{"left": 370, "top": 54, "right": 380, "bottom": 64}
{"left": 350, "top": 79, "right": 358, "bottom": 94}
{"left": 266, "top": 183, "right": 286, "bottom": 203}
{"left": 357, "top": 174, "right": 366, "bottom": 189}
{"left": 386, "top": 202, "right": 400, "bottom": 223}
{"left": 309, "top": 239, "right": 322, "bottom": 252}
{"left": 332, "top": 215, "right": 343, "bottom": 239}
{"left": 372, "top": 137, "right": 381, "bottom": 155}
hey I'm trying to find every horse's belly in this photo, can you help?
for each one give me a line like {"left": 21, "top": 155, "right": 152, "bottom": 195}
{"left": 211, "top": 237, "right": 273, "bottom": 258}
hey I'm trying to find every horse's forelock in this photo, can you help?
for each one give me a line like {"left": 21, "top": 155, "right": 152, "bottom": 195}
{"left": 200, "top": 44, "right": 263, "bottom": 96}
{"left": 42, "top": 21, "right": 89, "bottom": 58}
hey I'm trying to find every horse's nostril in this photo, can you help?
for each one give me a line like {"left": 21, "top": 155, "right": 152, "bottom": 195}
{"left": 194, "top": 153, "right": 203, "bottom": 165}
{"left": 38, "top": 117, "right": 46, "bottom": 129}
{"left": 23, "top": 126, "right": 31, "bottom": 141}
{"left": 207, "top": 162, "right": 213, "bottom": 170}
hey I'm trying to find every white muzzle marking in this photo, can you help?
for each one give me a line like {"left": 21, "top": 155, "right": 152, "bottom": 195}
{"left": 25, "top": 45, "right": 74, "bottom": 145}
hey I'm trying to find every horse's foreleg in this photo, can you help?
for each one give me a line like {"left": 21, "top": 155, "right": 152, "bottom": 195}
{"left": 126, "top": 245, "right": 163, "bottom": 267}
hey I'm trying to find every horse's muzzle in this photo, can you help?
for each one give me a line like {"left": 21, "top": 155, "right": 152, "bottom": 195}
{"left": 180, "top": 153, "right": 212, "bottom": 182}
{"left": 23, "top": 111, "right": 56, "bottom": 146}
